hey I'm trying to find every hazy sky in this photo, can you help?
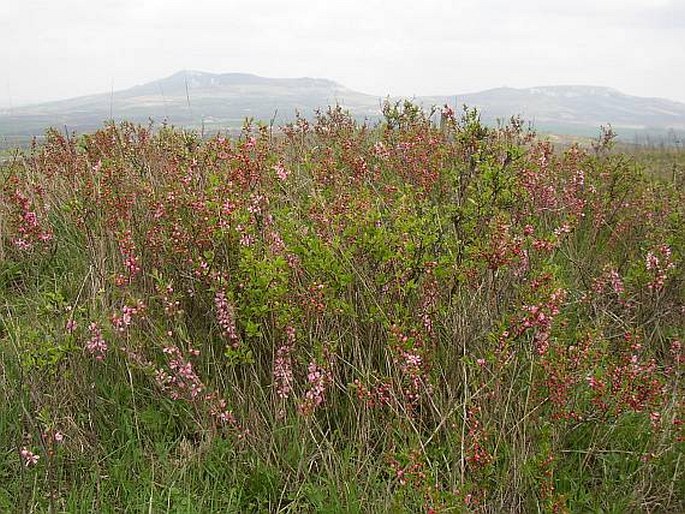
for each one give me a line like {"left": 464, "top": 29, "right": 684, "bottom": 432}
{"left": 1, "top": 0, "right": 684, "bottom": 107}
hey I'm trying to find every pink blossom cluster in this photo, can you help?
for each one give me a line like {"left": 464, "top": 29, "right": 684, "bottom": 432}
{"left": 273, "top": 162, "right": 290, "bottom": 181}
{"left": 390, "top": 325, "right": 431, "bottom": 409}
{"left": 608, "top": 354, "right": 662, "bottom": 413}
{"left": 531, "top": 237, "right": 559, "bottom": 253}
{"left": 111, "top": 300, "right": 146, "bottom": 333}
{"left": 670, "top": 340, "right": 684, "bottom": 365}
{"left": 303, "top": 282, "right": 326, "bottom": 314}
{"left": 388, "top": 450, "right": 427, "bottom": 488}
{"left": 353, "top": 379, "right": 393, "bottom": 408}
{"left": 373, "top": 141, "right": 390, "bottom": 160}
{"left": 85, "top": 322, "right": 108, "bottom": 360}
{"left": 298, "top": 360, "right": 330, "bottom": 415}
{"left": 482, "top": 220, "right": 526, "bottom": 271}
{"left": 156, "top": 345, "right": 204, "bottom": 399}
{"left": 10, "top": 189, "right": 53, "bottom": 251}
{"left": 218, "top": 199, "right": 235, "bottom": 230}
{"left": 235, "top": 224, "right": 254, "bottom": 247}
{"left": 562, "top": 167, "right": 587, "bottom": 217}
{"left": 586, "top": 334, "right": 666, "bottom": 417}
{"left": 519, "top": 143, "right": 561, "bottom": 214}
{"left": 205, "top": 392, "right": 241, "bottom": 430}
{"left": 116, "top": 330, "right": 237, "bottom": 428}
{"left": 397, "top": 349, "right": 428, "bottom": 406}
{"left": 154, "top": 350, "right": 245, "bottom": 434}
{"left": 19, "top": 447, "right": 40, "bottom": 467}
{"left": 466, "top": 407, "right": 492, "bottom": 469}
{"left": 152, "top": 201, "right": 166, "bottom": 220}
{"left": 645, "top": 244, "right": 675, "bottom": 291}
{"left": 65, "top": 318, "right": 78, "bottom": 333}
{"left": 116, "top": 230, "right": 141, "bottom": 284}
{"left": 592, "top": 265, "right": 625, "bottom": 297}
{"left": 263, "top": 214, "right": 286, "bottom": 255}
{"left": 419, "top": 262, "right": 438, "bottom": 335}
{"left": 553, "top": 223, "right": 572, "bottom": 238}
{"left": 214, "top": 290, "right": 240, "bottom": 348}
{"left": 519, "top": 288, "right": 566, "bottom": 355}
{"left": 160, "top": 283, "right": 182, "bottom": 317}
{"left": 273, "top": 325, "right": 295, "bottom": 399}
{"left": 247, "top": 193, "right": 265, "bottom": 215}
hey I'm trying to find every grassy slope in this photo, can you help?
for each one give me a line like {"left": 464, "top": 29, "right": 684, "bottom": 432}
{"left": 1, "top": 106, "right": 684, "bottom": 513}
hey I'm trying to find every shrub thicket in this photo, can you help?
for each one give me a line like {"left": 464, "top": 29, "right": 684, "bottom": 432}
{"left": 1, "top": 104, "right": 683, "bottom": 512}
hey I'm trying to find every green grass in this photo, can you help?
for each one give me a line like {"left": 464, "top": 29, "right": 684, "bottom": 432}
{"left": 1, "top": 108, "right": 683, "bottom": 512}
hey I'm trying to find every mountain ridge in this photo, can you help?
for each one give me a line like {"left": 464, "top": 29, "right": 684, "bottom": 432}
{"left": 1, "top": 71, "right": 684, "bottom": 140}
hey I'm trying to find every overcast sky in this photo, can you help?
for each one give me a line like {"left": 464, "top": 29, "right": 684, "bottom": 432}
{"left": 1, "top": 0, "right": 684, "bottom": 107}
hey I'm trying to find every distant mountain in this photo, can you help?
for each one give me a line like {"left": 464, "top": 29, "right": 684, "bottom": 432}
{"left": 0, "top": 71, "right": 380, "bottom": 139}
{"left": 423, "top": 85, "right": 685, "bottom": 138}
{"left": 1, "top": 71, "right": 684, "bottom": 141}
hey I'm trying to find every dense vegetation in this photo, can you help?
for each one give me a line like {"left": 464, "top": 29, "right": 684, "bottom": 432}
{"left": 1, "top": 104, "right": 683, "bottom": 512}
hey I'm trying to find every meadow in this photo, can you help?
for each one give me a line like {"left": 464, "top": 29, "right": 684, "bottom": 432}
{"left": 0, "top": 103, "right": 683, "bottom": 512}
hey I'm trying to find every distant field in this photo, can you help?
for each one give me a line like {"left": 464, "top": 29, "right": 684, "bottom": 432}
{"left": 1, "top": 106, "right": 683, "bottom": 512}
{"left": 626, "top": 145, "right": 685, "bottom": 183}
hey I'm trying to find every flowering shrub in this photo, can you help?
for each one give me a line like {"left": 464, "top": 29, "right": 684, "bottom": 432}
{"left": 1, "top": 107, "right": 683, "bottom": 512}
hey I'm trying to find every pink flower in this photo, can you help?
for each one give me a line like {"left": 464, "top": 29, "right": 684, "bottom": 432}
{"left": 586, "top": 375, "right": 603, "bottom": 389}
{"left": 111, "top": 300, "right": 145, "bottom": 333}
{"left": 239, "top": 232, "right": 254, "bottom": 247}
{"left": 13, "top": 238, "right": 32, "bottom": 251}
{"left": 19, "top": 447, "right": 40, "bottom": 467}
{"left": 273, "top": 326, "right": 295, "bottom": 399}
{"left": 65, "top": 319, "right": 78, "bottom": 333}
{"left": 273, "top": 162, "right": 290, "bottom": 181}
{"left": 157, "top": 345, "right": 205, "bottom": 400}
{"left": 299, "top": 361, "right": 330, "bottom": 415}
{"left": 85, "top": 322, "right": 108, "bottom": 360}
{"left": 215, "top": 290, "right": 240, "bottom": 348}
{"left": 23, "top": 211, "right": 38, "bottom": 227}
{"left": 646, "top": 244, "right": 675, "bottom": 291}
{"left": 404, "top": 352, "right": 422, "bottom": 367}
{"left": 118, "top": 230, "right": 141, "bottom": 279}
